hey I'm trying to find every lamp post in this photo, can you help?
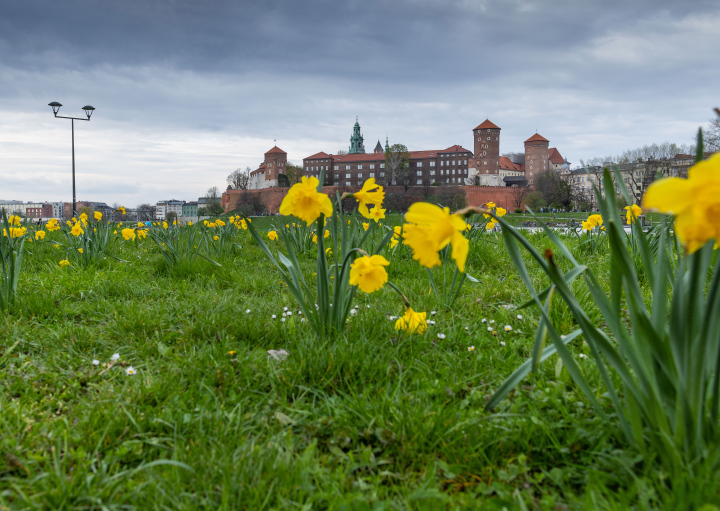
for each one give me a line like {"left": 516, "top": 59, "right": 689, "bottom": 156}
{"left": 48, "top": 102, "right": 95, "bottom": 218}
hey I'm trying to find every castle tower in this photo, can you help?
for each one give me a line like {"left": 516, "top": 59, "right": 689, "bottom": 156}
{"left": 524, "top": 133, "right": 550, "bottom": 185}
{"left": 473, "top": 119, "right": 501, "bottom": 175}
{"left": 349, "top": 118, "right": 366, "bottom": 154}
{"left": 374, "top": 140, "right": 383, "bottom": 153}
{"left": 264, "top": 145, "right": 287, "bottom": 187}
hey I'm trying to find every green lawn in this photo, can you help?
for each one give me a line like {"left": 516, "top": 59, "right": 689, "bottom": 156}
{"left": 0, "top": 218, "right": 714, "bottom": 509}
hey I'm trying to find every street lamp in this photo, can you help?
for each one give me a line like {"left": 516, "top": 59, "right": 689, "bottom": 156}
{"left": 48, "top": 102, "right": 95, "bottom": 217}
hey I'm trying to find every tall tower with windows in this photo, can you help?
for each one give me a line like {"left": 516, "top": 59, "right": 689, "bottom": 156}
{"left": 264, "top": 145, "right": 287, "bottom": 187}
{"left": 524, "top": 133, "right": 550, "bottom": 185}
{"left": 349, "top": 118, "right": 366, "bottom": 154}
{"left": 472, "top": 119, "right": 500, "bottom": 175}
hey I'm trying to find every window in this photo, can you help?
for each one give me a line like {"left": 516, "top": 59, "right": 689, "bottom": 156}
{"left": 358, "top": 165, "right": 363, "bottom": 170}
{"left": 440, "top": 169, "right": 444, "bottom": 175}
{"left": 483, "top": 152, "right": 486, "bottom": 157}
{"left": 487, "top": 137, "right": 490, "bottom": 140}
{"left": 417, "top": 171, "right": 422, "bottom": 176}
{"left": 417, "top": 179, "right": 422, "bottom": 185}
{"left": 380, "top": 172, "right": 385, "bottom": 177}
{"left": 380, "top": 163, "right": 385, "bottom": 169}
{"left": 496, "top": 137, "right": 498, "bottom": 140}
{"left": 334, "top": 165, "right": 339, "bottom": 170}
{"left": 369, "top": 172, "right": 374, "bottom": 177}
{"left": 369, "top": 164, "right": 375, "bottom": 169}
{"left": 346, "top": 173, "right": 351, "bottom": 178}
{"left": 440, "top": 161, "right": 444, "bottom": 166}
{"left": 335, "top": 174, "right": 339, "bottom": 180}
{"left": 417, "top": 162, "right": 422, "bottom": 167}
{"left": 346, "top": 165, "right": 351, "bottom": 170}
{"left": 430, "top": 170, "right": 435, "bottom": 176}
{"left": 452, "top": 169, "right": 456, "bottom": 175}
{"left": 452, "top": 160, "right": 456, "bottom": 165}
{"left": 484, "top": 162, "right": 487, "bottom": 165}
{"left": 430, "top": 161, "right": 435, "bottom": 167}
{"left": 464, "top": 160, "right": 467, "bottom": 165}
{"left": 452, "top": 177, "right": 455, "bottom": 183}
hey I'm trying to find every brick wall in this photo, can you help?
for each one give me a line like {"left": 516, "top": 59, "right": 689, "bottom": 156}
{"left": 223, "top": 185, "right": 523, "bottom": 215}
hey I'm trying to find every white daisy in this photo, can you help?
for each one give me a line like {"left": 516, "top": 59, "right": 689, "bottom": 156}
{"left": 500, "top": 341, "right": 506, "bottom": 346}
{"left": 468, "top": 346, "right": 475, "bottom": 352}
{"left": 437, "top": 333, "right": 446, "bottom": 340}
{"left": 281, "top": 317, "right": 286, "bottom": 322}
{"left": 481, "top": 318, "right": 487, "bottom": 323}
{"left": 431, "top": 311, "right": 437, "bottom": 315}
{"left": 271, "top": 314, "right": 276, "bottom": 319}
{"left": 487, "top": 327, "right": 493, "bottom": 332}
{"left": 245, "top": 309, "right": 251, "bottom": 313}
{"left": 516, "top": 314, "right": 523, "bottom": 320}
{"left": 505, "top": 325, "right": 512, "bottom": 332}
{"left": 92, "top": 359, "right": 100, "bottom": 366}
{"left": 111, "top": 353, "right": 120, "bottom": 361}
{"left": 126, "top": 366, "right": 136, "bottom": 375}
{"left": 579, "top": 353, "right": 588, "bottom": 359}
{"left": 286, "top": 311, "right": 292, "bottom": 316}
{"left": 283, "top": 307, "right": 288, "bottom": 311}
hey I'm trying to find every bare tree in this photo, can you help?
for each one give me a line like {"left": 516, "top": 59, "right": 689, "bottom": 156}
{"left": 510, "top": 183, "right": 530, "bottom": 210}
{"left": 385, "top": 144, "right": 411, "bottom": 190}
{"left": 227, "top": 167, "right": 251, "bottom": 190}
{"left": 136, "top": 203, "right": 155, "bottom": 221}
{"left": 706, "top": 108, "right": 720, "bottom": 153}
{"left": 502, "top": 151, "right": 525, "bottom": 165}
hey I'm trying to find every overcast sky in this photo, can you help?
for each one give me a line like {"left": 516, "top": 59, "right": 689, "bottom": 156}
{"left": 1, "top": 0, "right": 717, "bottom": 206}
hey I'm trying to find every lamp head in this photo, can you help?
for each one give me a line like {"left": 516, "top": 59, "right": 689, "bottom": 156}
{"left": 82, "top": 105, "right": 95, "bottom": 119}
{"left": 48, "top": 102, "right": 62, "bottom": 115}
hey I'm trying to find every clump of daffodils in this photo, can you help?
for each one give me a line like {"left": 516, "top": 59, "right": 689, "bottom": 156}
{"left": 402, "top": 203, "right": 469, "bottom": 272}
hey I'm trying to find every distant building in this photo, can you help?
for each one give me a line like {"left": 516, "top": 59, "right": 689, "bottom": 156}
{"left": 166, "top": 200, "right": 185, "bottom": 217}
{"left": 182, "top": 202, "right": 198, "bottom": 217}
{"left": 1, "top": 201, "right": 64, "bottom": 219}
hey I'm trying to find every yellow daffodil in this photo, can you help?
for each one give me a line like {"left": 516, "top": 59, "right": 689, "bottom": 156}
{"left": 286, "top": 224, "right": 290, "bottom": 228}
{"left": 162, "top": 222, "right": 168, "bottom": 229}
{"left": 94, "top": 211, "right": 102, "bottom": 221}
{"left": 268, "top": 230, "right": 278, "bottom": 241}
{"left": 213, "top": 235, "right": 219, "bottom": 241}
{"left": 229, "top": 216, "right": 235, "bottom": 224}
{"left": 138, "top": 222, "right": 144, "bottom": 228}
{"left": 8, "top": 215, "right": 21, "bottom": 226}
{"left": 486, "top": 221, "right": 497, "bottom": 230}
{"left": 70, "top": 223, "right": 84, "bottom": 237}
{"left": 3, "top": 227, "right": 27, "bottom": 238}
{"left": 465, "top": 223, "right": 472, "bottom": 231}
{"left": 352, "top": 178, "right": 385, "bottom": 219}
{"left": 137, "top": 229, "right": 147, "bottom": 239}
{"left": 495, "top": 206, "right": 507, "bottom": 217}
{"left": 312, "top": 234, "right": 318, "bottom": 244}
{"left": 121, "top": 228, "right": 136, "bottom": 241}
{"left": 59, "top": 259, "right": 70, "bottom": 268}
{"left": 239, "top": 219, "right": 247, "bottom": 230}
{"left": 324, "top": 229, "right": 330, "bottom": 238}
{"left": 188, "top": 221, "right": 193, "bottom": 226}
{"left": 118, "top": 206, "right": 126, "bottom": 215}
{"left": 279, "top": 176, "right": 333, "bottom": 225}
{"left": 394, "top": 307, "right": 428, "bottom": 334}
{"left": 402, "top": 202, "right": 469, "bottom": 272}
{"left": 625, "top": 204, "right": 642, "bottom": 224}
{"left": 46, "top": 219, "right": 60, "bottom": 231}
{"left": 370, "top": 207, "right": 386, "bottom": 223}
{"left": 216, "top": 220, "right": 226, "bottom": 227}
{"left": 486, "top": 202, "right": 496, "bottom": 209}
{"left": 362, "top": 222, "right": 370, "bottom": 231}
{"left": 392, "top": 226, "right": 402, "bottom": 238}
{"left": 35, "top": 230, "right": 46, "bottom": 240}
{"left": 77, "top": 248, "right": 83, "bottom": 254}
{"left": 390, "top": 237, "right": 399, "bottom": 248}
{"left": 643, "top": 152, "right": 720, "bottom": 253}
{"left": 349, "top": 254, "right": 390, "bottom": 293}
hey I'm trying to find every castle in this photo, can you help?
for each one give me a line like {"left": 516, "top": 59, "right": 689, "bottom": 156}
{"left": 246, "top": 119, "right": 566, "bottom": 190}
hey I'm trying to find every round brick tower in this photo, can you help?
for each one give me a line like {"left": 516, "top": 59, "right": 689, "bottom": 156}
{"left": 524, "top": 133, "right": 550, "bottom": 186}
{"left": 473, "top": 119, "right": 501, "bottom": 175}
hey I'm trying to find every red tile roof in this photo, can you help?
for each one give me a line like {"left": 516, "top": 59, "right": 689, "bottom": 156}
{"left": 304, "top": 151, "right": 332, "bottom": 160}
{"left": 474, "top": 119, "right": 500, "bottom": 130}
{"left": 499, "top": 156, "right": 524, "bottom": 171}
{"left": 332, "top": 153, "right": 386, "bottom": 162}
{"left": 548, "top": 147, "right": 564, "bottom": 164}
{"left": 438, "top": 145, "right": 472, "bottom": 154}
{"left": 525, "top": 133, "right": 549, "bottom": 143}
{"left": 265, "top": 146, "right": 286, "bottom": 154}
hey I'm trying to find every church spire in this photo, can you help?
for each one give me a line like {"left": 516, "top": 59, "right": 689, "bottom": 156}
{"left": 349, "top": 118, "right": 365, "bottom": 154}
{"left": 385, "top": 135, "right": 389, "bottom": 152}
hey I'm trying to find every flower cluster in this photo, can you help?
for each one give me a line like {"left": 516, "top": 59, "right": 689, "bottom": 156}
{"left": 582, "top": 214, "right": 604, "bottom": 231}
{"left": 624, "top": 204, "right": 642, "bottom": 224}
{"left": 482, "top": 202, "right": 507, "bottom": 230}
{"left": 352, "top": 178, "right": 385, "bottom": 220}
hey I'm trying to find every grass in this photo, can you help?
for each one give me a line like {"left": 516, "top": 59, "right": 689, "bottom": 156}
{"left": 0, "top": 219, "right": 716, "bottom": 510}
